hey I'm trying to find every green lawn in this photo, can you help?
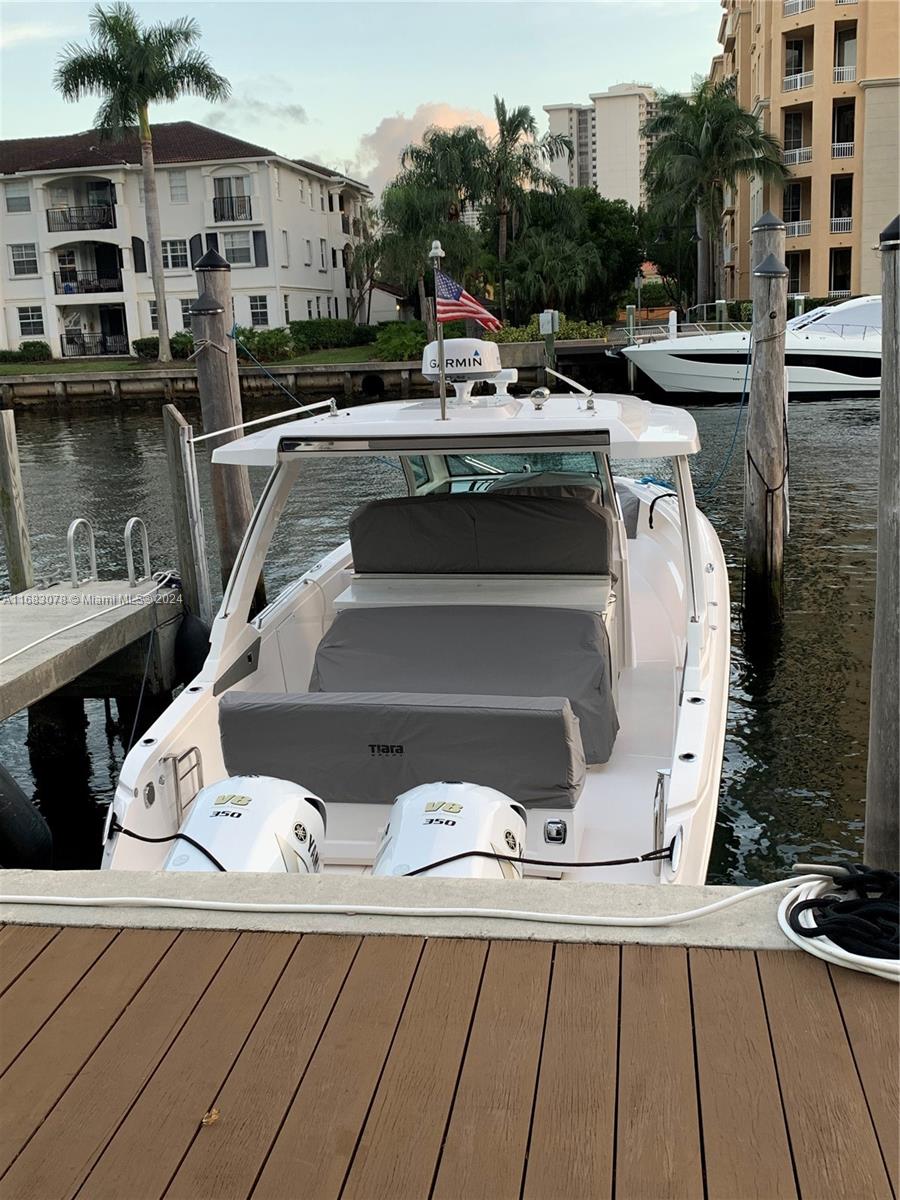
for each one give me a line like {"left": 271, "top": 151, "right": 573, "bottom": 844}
{"left": 0, "top": 345, "right": 381, "bottom": 377}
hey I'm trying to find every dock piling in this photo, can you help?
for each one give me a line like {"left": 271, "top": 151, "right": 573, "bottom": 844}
{"left": 0, "top": 410, "right": 34, "bottom": 593}
{"left": 863, "top": 215, "right": 900, "bottom": 871}
{"left": 744, "top": 211, "right": 789, "bottom": 623}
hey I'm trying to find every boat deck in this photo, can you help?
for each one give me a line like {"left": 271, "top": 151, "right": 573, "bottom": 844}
{"left": 0, "top": 924, "right": 896, "bottom": 1200}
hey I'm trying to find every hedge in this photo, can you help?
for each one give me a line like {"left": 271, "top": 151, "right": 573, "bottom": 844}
{"left": 0, "top": 341, "right": 53, "bottom": 364}
{"left": 288, "top": 318, "right": 378, "bottom": 353}
{"left": 131, "top": 332, "right": 194, "bottom": 360}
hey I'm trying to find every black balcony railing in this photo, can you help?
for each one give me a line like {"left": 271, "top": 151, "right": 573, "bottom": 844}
{"left": 60, "top": 331, "right": 129, "bottom": 358}
{"left": 53, "top": 271, "right": 123, "bottom": 295}
{"left": 212, "top": 194, "right": 252, "bottom": 221}
{"left": 47, "top": 205, "right": 116, "bottom": 232}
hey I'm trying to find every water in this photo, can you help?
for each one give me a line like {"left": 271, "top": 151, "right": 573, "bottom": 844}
{"left": 0, "top": 396, "right": 878, "bottom": 882}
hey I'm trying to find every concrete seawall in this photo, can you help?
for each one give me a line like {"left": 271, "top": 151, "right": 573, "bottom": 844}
{"left": 0, "top": 341, "right": 554, "bottom": 408}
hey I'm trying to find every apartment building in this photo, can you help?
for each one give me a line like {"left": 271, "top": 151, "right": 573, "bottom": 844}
{"left": 0, "top": 122, "right": 374, "bottom": 355}
{"left": 544, "top": 84, "right": 660, "bottom": 208}
{"left": 711, "top": 0, "right": 899, "bottom": 300}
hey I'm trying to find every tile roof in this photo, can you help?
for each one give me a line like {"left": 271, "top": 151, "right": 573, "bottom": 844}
{"left": 0, "top": 122, "right": 276, "bottom": 174}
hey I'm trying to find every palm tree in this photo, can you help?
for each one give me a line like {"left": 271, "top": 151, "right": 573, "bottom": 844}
{"left": 54, "top": 3, "right": 230, "bottom": 362}
{"left": 401, "top": 126, "right": 485, "bottom": 223}
{"left": 379, "top": 181, "right": 479, "bottom": 339}
{"left": 482, "top": 97, "right": 571, "bottom": 322}
{"left": 644, "top": 77, "right": 787, "bottom": 307}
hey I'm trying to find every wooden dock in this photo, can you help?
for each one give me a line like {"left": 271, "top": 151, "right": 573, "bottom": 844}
{"left": 0, "top": 924, "right": 895, "bottom": 1200}
{"left": 0, "top": 580, "right": 181, "bottom": 721}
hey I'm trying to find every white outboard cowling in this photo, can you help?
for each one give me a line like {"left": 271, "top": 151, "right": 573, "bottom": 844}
{"left": 372, "top": 781, "right": 526, "bottom": 879}
{"left": 163, "top": 776, "right": 325, "bottom": 873}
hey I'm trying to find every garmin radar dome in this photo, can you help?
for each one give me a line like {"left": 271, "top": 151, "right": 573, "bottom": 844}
{"left": 422, "top": 338, "right": 502, "bottom": 382}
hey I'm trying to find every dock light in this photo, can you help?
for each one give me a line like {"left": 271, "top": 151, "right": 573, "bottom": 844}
{"left": 190, "top": 290, "right": 225, "bottom": 317}
{"left": 753, "top": 253, "right": 789, "bottom": 278}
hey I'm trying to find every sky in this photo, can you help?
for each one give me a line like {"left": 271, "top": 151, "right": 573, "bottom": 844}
{"left": 0, "top": 0, "right": 722, "bottom": 193}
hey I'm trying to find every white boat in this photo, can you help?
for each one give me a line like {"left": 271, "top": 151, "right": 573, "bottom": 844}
{"left": 103, "top": 339, "right": 730, "bottom": 886}
{"left": 622, "top": 295, "right": 882, "bottom": 395}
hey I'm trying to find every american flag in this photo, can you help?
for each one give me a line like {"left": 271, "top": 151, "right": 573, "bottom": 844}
{"left": 435, "top": 268, "right": 501, "bottom": 331}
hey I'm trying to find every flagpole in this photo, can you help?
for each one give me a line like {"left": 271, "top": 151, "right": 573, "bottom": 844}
{"left": 429, "top": 239, "right": 448, "bottom": 421}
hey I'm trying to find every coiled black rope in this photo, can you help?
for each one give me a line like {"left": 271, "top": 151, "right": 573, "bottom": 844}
{"left": 786, "top": 865, "right": 899, "bottom": 960}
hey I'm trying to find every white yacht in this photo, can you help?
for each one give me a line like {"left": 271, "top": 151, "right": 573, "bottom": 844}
{"left": 622, "top": 294, "right": 882, "bottom": 395}
{"left": 103, "top": 340, "right": 730, "bottom": 886}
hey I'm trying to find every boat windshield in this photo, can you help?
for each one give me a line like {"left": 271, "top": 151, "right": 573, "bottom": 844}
{"left": 409, "top": 452, "right": 601, "bottom": 491}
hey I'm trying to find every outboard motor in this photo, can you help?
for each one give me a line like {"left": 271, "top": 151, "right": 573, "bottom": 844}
{"left": 372, "top": 781, "right": 526, "bottom": 879}
{"left": 163, "top": 776, "right": 325, "bottom": 873}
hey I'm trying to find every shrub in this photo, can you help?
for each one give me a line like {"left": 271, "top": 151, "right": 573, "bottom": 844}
{"left": 169, "top": 330, "right": 194, "bottom": 359}
{"left": 373, "top": 320, "right": 428, "bottom": 361}
{"left": 250, "top": 327, "right": 294, "bottom": 361}
{"left": 18, "top": 340, "right": 52, "bottom": 362}
{"left": 230, "top": 326, "right": 260, "bottom": 356}
{"left": 288, "top": 318, "right": 377, "bottom": 354}
{"left": 0, "top": 350, "right": 24, "bottom": 363}
{"left": 486, "top": 313, "right": 608, "bottom": 343}
{"left": 132, "top": 336, "right": 159, "bottom": 359}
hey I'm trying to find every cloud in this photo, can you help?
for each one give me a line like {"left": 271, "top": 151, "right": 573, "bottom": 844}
{"left": 204, "top": 86, "right": 308, "bottom": 135}
{"left": 346, "top": 102, "right": 499, "bottom": 197}
{"left": 0, "top": 21, "right": 74, "bottom": 48}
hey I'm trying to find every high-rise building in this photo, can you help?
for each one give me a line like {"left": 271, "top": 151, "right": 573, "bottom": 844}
{"left": 711, "top": 0, "right": 899, "bottom": 300}
{"left": 544, "top": 84, "right": 660, "bottom": 208}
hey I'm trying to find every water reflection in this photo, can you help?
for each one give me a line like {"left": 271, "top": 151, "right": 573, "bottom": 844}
{"left": 0, "top": 396, "right": 877, "bottom": 882}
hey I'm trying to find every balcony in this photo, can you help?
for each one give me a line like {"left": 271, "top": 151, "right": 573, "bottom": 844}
{"left": 833, "top": 64, "right": 856, "bottom": 82}
{"left": 835, "top": 0, "right": 858, "bottom": 5}
{"left": 783, "top": 0, "right": 814, "bottom": 13}
{"left": 46, "top": 205, "right": 116, "bottom": 233}
{"left": 828, "top": 288, "right": 851, "bottom": 298}
{"left": 830, "top": 216, "right": 853, "bottom": 233}
{"left": 832, "top": 141, "right": 855, "bottom": 157}
{"left": 212, "top": 194, "right": 252, "bottom": 222}
{"left": 59, "top": 331, "right": 129, "bottom": 358}
{"left": 783, "top": 71, "right": 814, "bottom": 91}
{"left": 785, "top": 220, "right": 811, "bottom": 237}
{"left": 53, "top": 270, "right": 123, "bottom": 295}
{"left": 783, "top": 146, "right": 812, "bottom": 165}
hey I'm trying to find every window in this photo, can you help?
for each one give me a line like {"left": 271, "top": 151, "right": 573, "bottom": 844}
{"left": 5, "top": 181, "right": 30, "bottom": 213}
{"left": 331, "top": 247, "right": 338, "bottom": 268}
{"left": 298, "top": 178, "right": 305, "bottom": 203}
{"left": 333, "top": 296, "right": 340, "bottom": 318}
{"left": 783, "top": 111, "right": 804, "bottom": 150}
{"left": 180, "top": 298, "right": 193, "bottom": 331}
{"left": 785, "top": 251, "right": 802, "bottom": 294}
{"left": 18, "top": 306, "right": 43, "bottom": 336}
{"left": 148, "top": 300, "right": 158, "bottom": 331}
{"left": 307, "top": 298, "right": 314, "bottom": 319}
{"left": 783, "top": 181, "right": 802, "bottom": 223}
{"left": 785, "top": 39, "right": 804, "bottom": 76}
{"left": 56, "top": 249, "right": 77, "bottom": 283}
{"left": 309, "top": 183, "right": 314, "bottom": 210}
{"left": 304, "top": 239, "right": 312, "bottom": 265}
{"left": 281, "top": 230, "right": 290, "bottom": 267}
{"left": 315, "top": 295, "right": 322, "bottom": 318}
{"left": 320, "top": 187, "right": 326, "bottom": 211}
{"left": 10, "top": 243, "right": 38, "bottom": 275}
{"left": 222, "top": 231, "right": 252, "bottom": 265}
{"left": 249, "top": 295, "right": 268, "bottom": 326}
{"left": 168, "top": 170, "right": 188, "bottom": 204}
{"left": 273, "top": 166, "right": 280, "bottom": 199}
{"left": 160, "top": 239, "right": 189, "bottom": 269}
{"left": 831, "top": 175, "right": 853, "bottom": 219}
{"left": 319, "top": 238, "right": 327, "bottom": 270}
{"left": 283, "top": 293, "right": 290, "bottom": 324}
{"left": 829, "top": 247, "right": 852, "bottom": 293}
{"left": 326, "top": 296, "right": 332, "bottom": 317}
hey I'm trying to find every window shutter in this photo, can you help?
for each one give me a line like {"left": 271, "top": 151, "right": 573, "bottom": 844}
{"left": 206, "top": 232, "right": 219, "bottom": 252}
{"left": 189, "top": 234, "right": 203, "bottom": 266}
{"left": 253, "top": 230, "right": 268, "bottom": 268}
{"left": 131, "top": 237, "right": 147, "bottom": 273}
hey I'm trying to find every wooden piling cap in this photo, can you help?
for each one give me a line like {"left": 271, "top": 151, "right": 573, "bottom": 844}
{"left": 880, "top": 214, "right": 900, "bottom": 247}
{"left": 195, "top": 248, "right": 230, "bottom": 271}
{"left": 752, "top": 210, "right": 785, "bottom": 232}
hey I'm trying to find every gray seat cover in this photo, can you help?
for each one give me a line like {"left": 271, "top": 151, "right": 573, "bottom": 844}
{"left": 309, "top": 605, "right": 618, "bottom": 764}
{"left": 219, "top": 691, "right": 586, "bottom": 809}
{"left": 615, "top": 482, "right": 641, "bottom": 539}
{"left": 349, "top": 493, "right": 611, "bottom": 575}
{"left": 486, "top": 471, "right": 605, "bottom": 506}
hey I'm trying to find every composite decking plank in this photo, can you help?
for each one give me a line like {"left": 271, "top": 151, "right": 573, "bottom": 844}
{"left": 431, "top": 939, "right": 553, "bottom": 1200}
{"left": 252, "top": 935, "right": 424, "bottom": 1200}
{"left": 828, "top": 966, "right": 899, "bottom": 1193}
{"left": 0, "top": 924, "right": 60, "bottom": 994}
{"left": 165, "top": 934, "right": 361, "bottom": 1200}
{"left": 615, "top": 945, "right": 703, "bottom": 1200}
{"left": 341, "top": 938, "right": 488, "bottom": 1200}
{"left": 522, "top": 943, "right": 619, "bottom": 1200}
{"left": 79, "top": 931, "right": 297, "bottom": 1200}
{"left": 0, "top": 929, "right": 237, "bottom": 1200}
{"left": 689, "top": 948, "right": 797, "bottom": 1200}
{"left": 0, "top": 928, "right": 177, "bottom": 1177}
{"left": 0, "top": 926, "right": 117, "bottom": 1073}
{"left": 758, "top": 950, "right": 892, "bottom": 1200}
